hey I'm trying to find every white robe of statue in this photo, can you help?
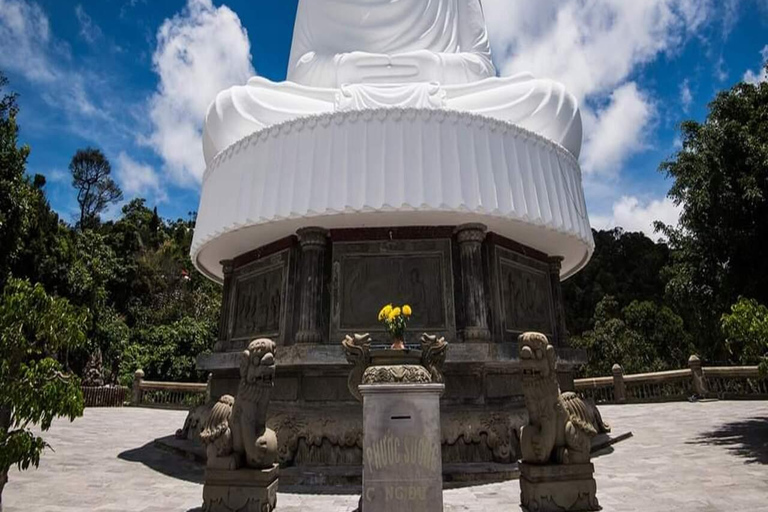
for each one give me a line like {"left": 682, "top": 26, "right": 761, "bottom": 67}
{"left": 203, "top": 0, "right": 583, "bottom": 164}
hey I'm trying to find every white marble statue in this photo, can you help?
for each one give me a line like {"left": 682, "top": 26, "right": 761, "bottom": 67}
{"left": 203, "top": 0, "right": 583, "bottom": 165}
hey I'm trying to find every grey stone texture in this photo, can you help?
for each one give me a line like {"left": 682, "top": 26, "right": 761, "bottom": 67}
{"left": 360, "top": 384, "right": 445, "bottom": 512}
{"left": 5, "top": 400, "right": 768, "bottom": 511}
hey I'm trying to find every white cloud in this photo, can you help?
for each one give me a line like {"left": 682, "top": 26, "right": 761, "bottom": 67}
{"left": 75, "top": 4, "right": 102, "bottom": 44}
{"left": 743, "top": 45, "right": 768, "bottom": 84}
{"left": 116, "top": 152, "right": 167, "bottom": 203}
{"left": 581, "top": 83, "right": 654, "bottom": 176}
{"left": 147, "top": 0, "right": 255, "bottom": 186}
{"left": 591, "top": 195, "right": 682, "bottom": 240}
{"left": 0, "top": 0, "right": 57, "bottom": 82}
{"left": 481, "top": 0, "right": 715, "bottom": 186}
{"left": 680, "top": 79, "right": 693, "bottom": 111}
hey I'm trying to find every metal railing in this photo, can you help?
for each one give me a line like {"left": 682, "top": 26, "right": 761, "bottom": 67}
{"left": 574, "top": 356, "right": 767, "bottom": 404}
{"left": 130, "top": 370, "right": 208, "bottom": 409}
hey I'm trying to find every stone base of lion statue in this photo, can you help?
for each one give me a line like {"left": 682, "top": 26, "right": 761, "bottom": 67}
{"left": 520, "top": 463, "right": 599, "bottom": 512}
{"left": 203, "top": 464, "right": 279, "bottom": 512}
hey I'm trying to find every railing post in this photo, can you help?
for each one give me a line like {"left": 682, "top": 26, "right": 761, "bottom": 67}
{"left": 205, "top": 373, "right": 213, "bottom": 403}
{"left": 689, "top": 355, "right": 707, "bottom": 398}
{"left": 132, "top": 369, "right": 145, "bottom": 406}
{"left": 612, "top": 364, "right": 626, "bottom": 404}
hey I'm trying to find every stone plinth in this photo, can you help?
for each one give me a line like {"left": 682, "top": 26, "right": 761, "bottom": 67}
{"left": 360, "top": 383, "right": 445, "bottom": 512}
{"left": 203, "top": 464, "right": 279, "bottom": 512}
{"left": 519, "top": 463, "right": 599, "bottom": 512}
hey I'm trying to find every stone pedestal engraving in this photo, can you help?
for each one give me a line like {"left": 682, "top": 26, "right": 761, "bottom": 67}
{"left": 520, "top": 463, "right": 599, "bottom": 512}
{"left": 455, "top": 224, "right": 491, "bottom": 343}
{"left": 296, "top": 227, "right": 329, "bottom": 343}
{"left": 360, "top": 383, "right": 445, "bottom": 512}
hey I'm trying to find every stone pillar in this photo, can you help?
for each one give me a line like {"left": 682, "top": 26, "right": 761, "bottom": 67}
{"left": 548, "top": 257, "right": 569, "bottom": 346}
{"left": 132, "top": 369, "right": 145, "bottom": 406}
{"left": 612, "top": 364, "right": 626, "bottom": 404}
{"left": 689, "top": 355, "right": 708, "bottom": 398}
{"left": 360, "top": 383, "right": 445, "bottom": 512}
{"left": 455, "top": 224, "right": 491, "bottom": 343}
{"left": 296, "top": 227, "right": 329, "bottom": 344}
{"left": 215, "top": 260, "right": 235, "bottom": 351}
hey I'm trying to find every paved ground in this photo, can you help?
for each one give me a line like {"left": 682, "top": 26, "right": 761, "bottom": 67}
{"left": 4, "top": 400, "right": 768, "bottom": 511}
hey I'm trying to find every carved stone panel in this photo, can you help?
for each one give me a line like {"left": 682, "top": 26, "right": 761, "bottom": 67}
{"left": 495, "top": 247, "right": 556, "bottom": 340}
{"left": 229, "top": 250, "right": 292, "bottom": 347}
{"left": 331, "top": 239, "right": 455, "bottom": 343}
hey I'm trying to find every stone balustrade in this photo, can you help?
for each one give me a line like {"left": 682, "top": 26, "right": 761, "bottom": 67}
{"left": 574, "top": 356, "right": 767, "bottom": 404}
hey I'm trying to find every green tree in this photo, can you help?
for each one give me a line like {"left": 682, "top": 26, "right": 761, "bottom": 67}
{"left": 563, "top": 228, "right": 671, "bottom": 336}
{"left": 571, "top": 296, "right": 692, "bottom": 377}
{"left": 721, "top": 297, "right": 768, "bottom": 375}
{"left": 658, "top": 68, "right": 768, "bottom": 361}
{"left": 0, "top": 74, "right": 32, "bottom": 291}
{"left": 70, "top": 148, "right": 123, "bottom": 230}
{"left": 0, "top": 279, "right": 88, "bottom": 509}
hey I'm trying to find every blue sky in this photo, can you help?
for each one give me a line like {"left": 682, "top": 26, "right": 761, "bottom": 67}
{"left": 1, "top": 0, "right": 766, "bottom": 236}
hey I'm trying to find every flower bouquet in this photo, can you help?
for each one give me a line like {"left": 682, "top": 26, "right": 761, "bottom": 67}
{"left": 378, "top": 303, "right": 412, "bottom": 350}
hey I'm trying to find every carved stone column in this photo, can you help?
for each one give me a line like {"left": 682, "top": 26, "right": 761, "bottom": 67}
{"left": 296, "top": 227, "right": 329, "bottom": 343}
{"left": 455, "top": 224, "right": 491, "bottom": 343}
{"left": 216, "top": 260, "right": 235, "bottom": 351}
{"left": 548, "top": 257, "right": 569, "bottom": 346}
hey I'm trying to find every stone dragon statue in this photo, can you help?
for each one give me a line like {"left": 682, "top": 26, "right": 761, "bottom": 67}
{"left": 200, "top": 339, "right": 279, "bottom": 470}
{"left": 519, "top": 332, "right": 610, "bottom": 465}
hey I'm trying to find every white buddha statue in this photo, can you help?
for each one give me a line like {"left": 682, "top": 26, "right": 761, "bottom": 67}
{"left": 203, "top": 0, "right": 583, "bottom": 165}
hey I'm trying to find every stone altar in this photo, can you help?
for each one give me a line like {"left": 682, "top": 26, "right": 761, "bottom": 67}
{"left": 187, "top": 0, "right": 595, "bottom": 485}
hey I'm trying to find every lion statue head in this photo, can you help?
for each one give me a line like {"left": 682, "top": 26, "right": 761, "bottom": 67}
{"left": 519, "top": 332, "right": 557, "bottom": 382}
{"left": 238, "top": 338, "right": 276, "bottom": 400}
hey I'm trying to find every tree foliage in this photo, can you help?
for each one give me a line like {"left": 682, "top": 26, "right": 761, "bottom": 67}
{"left": 69, "top": 148, "right": 123, "bottom": 230}
{"left": 0, "top": 278, "right": 87, "bottom": 473}
{"left": 658, "top": 73, "right": 768, "bottom": 361}
{"left": 721, "top": 297, "right": 768, "bottom": 375}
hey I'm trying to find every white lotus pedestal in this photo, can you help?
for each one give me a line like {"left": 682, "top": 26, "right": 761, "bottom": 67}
{"left": 202, "top": 464, "right": 279, "bottom": 512}
{"left": 360, "top": 383, "right": 445, "bottom": 512}
{"left": 519, "top": 463, "right": 599, "bottom": 512}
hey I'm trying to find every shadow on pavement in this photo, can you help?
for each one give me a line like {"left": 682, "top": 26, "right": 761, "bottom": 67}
{"left": 118, "top": 441, "right": 205, "bottom": 484}
{"left": 690, "top": 416, "right": 768, "bottom": 464}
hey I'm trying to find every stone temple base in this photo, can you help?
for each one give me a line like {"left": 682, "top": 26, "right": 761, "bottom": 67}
{"left": 519, "top": 463, "right": 599, "bottom": 512}
{"left": 202, "top": 464, "right": 279, "bottom": 512}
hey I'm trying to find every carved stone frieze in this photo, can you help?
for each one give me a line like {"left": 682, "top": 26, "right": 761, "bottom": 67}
{"left": 362, "top": 365, "right": 432, "bottom": 385}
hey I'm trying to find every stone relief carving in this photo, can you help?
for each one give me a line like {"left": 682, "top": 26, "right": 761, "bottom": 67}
{"left": 339, "top": 254, "right": 446, "bottom": 331}
{"left": 362, "top": 364, "right": 432, "bottom": 385}
{"left": 200, "top": 339, "right": 278, "bottom": 470}
{"left": 232, "top": 268, "right": 284, "bottom": 339}
{"left": 265, "top": 405, "right": 525, "bottom": 467}
{"left": 501, "top": 261, "right": 554, "bottom": 335}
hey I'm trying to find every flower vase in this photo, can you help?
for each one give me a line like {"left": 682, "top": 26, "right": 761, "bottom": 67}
{"left": 391, "top": 337, "right": 405, "bottom": 350}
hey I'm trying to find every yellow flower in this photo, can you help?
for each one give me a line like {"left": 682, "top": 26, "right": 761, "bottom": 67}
{"left": 379, "top": 304, "right": 393, "bottom": 321}
{"left": 392, "top": 307, "right": 402, "bottom": 317}
{"left": 403, "top": 305, "right": 412, "bottom": 316}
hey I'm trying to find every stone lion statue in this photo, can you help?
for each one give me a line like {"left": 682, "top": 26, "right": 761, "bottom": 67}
{"left": 519, "top": 333, "right": 609, "bottom": 465}
{"left": 200, "top": 339, "right": 278, "bottom": 470}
